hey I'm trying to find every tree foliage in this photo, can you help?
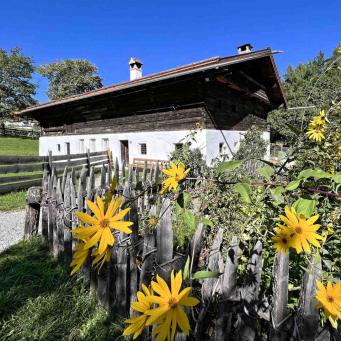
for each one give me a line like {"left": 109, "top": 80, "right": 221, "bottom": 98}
{"left": 37, "top": 59, "right": 103, "bottom": 100}
{"left": 0, "top": 48, "right": 37, "bottom": 119}
{"left": 268, "top": 45, "right": 341, "bottom": 141}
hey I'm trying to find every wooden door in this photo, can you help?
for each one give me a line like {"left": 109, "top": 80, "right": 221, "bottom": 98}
{"left": 120, "top": 140, "right": 129, "bottom": 165}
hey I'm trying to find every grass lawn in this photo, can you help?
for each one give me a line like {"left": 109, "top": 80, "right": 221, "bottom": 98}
{"left": 0, "top": 136, "right": 39, "bottom": 156}
{"left": 0, "top": 137, "right": 39, "bottom": 211}
{"left": 0, "top": 238, "right": 125, "bottom": 340}
{"left": 0, "top": 190, "right": 26, "bottom": 211}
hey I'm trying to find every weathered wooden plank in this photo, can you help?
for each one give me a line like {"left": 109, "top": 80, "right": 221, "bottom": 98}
{"left": 51, "top": 172, "right": 59, "bottom": 257}
{"left": 0, "top": 173, "right": 43, "bottom": 185}
{"left": 201, "top": 228, "right": 224, "bottom": 301}
{"left": 156, "top": 198, "right": 173, "bottom": 282}
{"left": 0, "top": 178, "right": 43, "bottom": 194}
{"left": 54, "top": 178, "right": 64, "bottom": 259}
{"left": 63, "top": 176, "right": 73, "bottom": 265}
{"left": 235, "top": 240, "right": 263, "bottom": 341}
{"left": 61, "top": 166, "right": 68, "bottom": 194}
{"left": 41, "top": 169, "right": 49, "bottom": 241}
{"left": 270, "top": 251, "right": 290, "bottom": 341}
{"left": 24, "top": 186, "right": 42, "bottom": 238}
{"left": 0, "top": 163, "right": 45, "bottom": 174}
{"left": 77, "top": 165, "right": 87, "bottom": 212}
{"left": 114, "top": 157, "right": 119, "bottom": 186}
{"left": 0, "top": 155, "right": 45, "bottom": 164}
{"left": 215, "top": 236, "right": 239, "bottom": 341}
{"left": 51, "top": 150, "right": 106, "bottom": 161}
{"left": 295, "top": 253, "right": 323, "bottom": 341}
{"left": 190, "top": 222, "right": 204, "bottom": 273}
{"left": 140, "top": 205, "right": 157, "bottom": 287}
{"left": 47, "top": 169, "right": 55, "bottom": 249}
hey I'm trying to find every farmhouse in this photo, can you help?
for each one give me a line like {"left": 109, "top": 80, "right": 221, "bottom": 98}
{"left": 19, "top": 44, "right": 286, "bottom": 166}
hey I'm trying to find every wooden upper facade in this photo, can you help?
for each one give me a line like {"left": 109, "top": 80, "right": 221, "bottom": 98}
{"left": 20, "top": 48, "right": 286, "bottom": 135}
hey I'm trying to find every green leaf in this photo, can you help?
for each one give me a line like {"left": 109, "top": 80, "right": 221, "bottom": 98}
{"left": 177, "top": 192, "right": 191, "bottom": 209}
{"left": 270, "top": 186, "right": 285, "bottom": 204}
{"left": 293, "top": 198, "right": 317, "bottom": 217}
{"left": 202, "top": 217, "right": 213, "bottom": 227}
{"left": 298, "top": 168, "right": 332, "bottom": 180}
{"left": 184, "top": 210, "right": 196, "bottom": 229}
{"left": 216, "top": 160, "right": 243, "bottom": 175}
{"left": 183, "top": 256, "right": 190, "bottom": 280}
{"left": 257, "top": 165, "right": 274, "bottom": 180}
{"left": 234, "top": 182, "right": 252, "bottom": 204}
{"left": 286, "top": 179, "right": 301, "bottom": 191}
{"left": 332, "top": 173, "right": 341, "bottom": 184}
{"left": 192, "top": 271, "right": 221, "bottom": 280}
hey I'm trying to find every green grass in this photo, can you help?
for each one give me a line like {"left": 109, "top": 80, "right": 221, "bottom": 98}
{"left": 0, "top": 238, "right": 125, "bottom": 340}
{"left": 0, "top": 136, "right": 39, "bottom": 156}
{"left": 0, "top": 191, "right": 26, "bottom": 211}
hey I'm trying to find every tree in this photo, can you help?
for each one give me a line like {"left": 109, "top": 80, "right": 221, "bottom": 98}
{"left": 268, "top": 44, "right": 341, "bottom": 142}
{"left": 0, "top": 48, "right": 37, "bottom": 119}
{"left": 37, "top": 59, "right": 103, "bottom": 100}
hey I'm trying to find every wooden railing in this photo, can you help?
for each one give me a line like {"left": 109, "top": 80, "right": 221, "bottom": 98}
{"left": 131, "top": 157, "right": 167, "bottom": 169}
{"left": 0, "top": 150, "right": 111, "bottom": 195}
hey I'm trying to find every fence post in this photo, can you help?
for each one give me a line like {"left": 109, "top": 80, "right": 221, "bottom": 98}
{"left": 156, "top": 198, "right": 173, "bottom": 283}
{"left": 24, "top": 186, "right": 42, "bottom": 238}
{"left": 41, "top": 168, "right": 49, "bottom": 241}
{"left": 271, "top": 251, "right": 290, "bottom": 341}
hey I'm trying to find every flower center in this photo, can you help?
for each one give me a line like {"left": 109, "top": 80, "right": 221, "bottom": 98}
{"left": 168, "top": 297, "right": 178, "bottom": 309}
{"left": 281, "top": 238, "right": 288, "bottom": 244}
{"left": 327, "top": 296, "right": 334, "bottom": 303}
{"left": 175, "top": 175, "right": 181, "bottom": 182}
{"left": 100, "top": 219, "right": 110, "bottom": 228}
{"left": 295, "top": 226, "right": 303, "bottom": 234}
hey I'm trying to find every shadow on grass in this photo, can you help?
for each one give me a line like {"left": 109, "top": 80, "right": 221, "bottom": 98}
{"left": 0, "top": 238, "right": 125, "bottom": 340}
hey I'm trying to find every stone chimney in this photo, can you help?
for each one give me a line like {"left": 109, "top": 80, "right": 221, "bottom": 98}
{"left": 237, "top": 43, "right": 253, "bottom": 54}
{"left": 129, "top": 57, "right": 143, "bottom": 80}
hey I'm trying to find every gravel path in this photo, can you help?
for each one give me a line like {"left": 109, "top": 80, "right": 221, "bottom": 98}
{"left": 0, "top": 210, "right": 26, "bottom": 253}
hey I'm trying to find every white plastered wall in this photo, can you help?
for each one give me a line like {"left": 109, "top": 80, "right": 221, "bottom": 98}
{"left": 39, "top": 129, "right": 270, "bottom": 165}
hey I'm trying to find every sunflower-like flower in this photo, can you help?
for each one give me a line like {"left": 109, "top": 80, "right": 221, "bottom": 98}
{"left": 275, "top": 207, "right": 323, "bottom": 254}
{"left": 123, "top": 284, "right": 154, "bottom": 339}
{"left": 72, "top": 196, "right": 133, "bottom": 257}
{"left": 315, "top": 280, "right": 341, "bottom": 322}
{"left": 160, "top": 162, "right": 190, "bottom": 194}
{"left": 92, "top": 247, "right": 112, "bottom": 270}
{"left": 272, "top": 226, "right": 293, "bottom": 254}
{"left": 70, "top": 241, "right": 89, "bottom": 275}
{"left": 145, "top": 270, "right": 200, "bottom": 341}
{"left": 306, "top": 110, "right": 327, "bottom": 142}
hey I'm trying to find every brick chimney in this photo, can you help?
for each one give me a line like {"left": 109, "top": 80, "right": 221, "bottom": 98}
{"left": 129, "top": 57, "right": 143, "bottom": 80}
{"left": 237, "top": 43, "right": 253, "bottom": 54}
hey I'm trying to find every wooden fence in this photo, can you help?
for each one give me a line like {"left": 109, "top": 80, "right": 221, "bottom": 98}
{"left": 0, "top": 150, "right": 110, "bottom": 195}
{"left": 0, "top": 126, "right": 40, "bottom": 138}
{"left": 24, "top": 161, "right": 340, "bottom": 341}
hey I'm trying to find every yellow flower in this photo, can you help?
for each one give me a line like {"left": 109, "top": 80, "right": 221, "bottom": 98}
{"left": 160, "top": 162, "right": 190, "bottom": 194}
{"left": 337, "top": 44, "right": 341, "bottom": 54}
{"left": 315, "top": 280, "right": 341, "bottom": 321}
{"left": 72, "top": 196, "right": 133, "bottom": 255}
{"left": 306, "top": 110, "right": 327, "bottom": 142}
{"left": 277, "top": 207, "right": 323, "bottom": 254}
{"left": 123, "top": 284, "right": 153, "bottom": 339}
{"left": 145, "top": 270, "right": 200, "bottom": 341}
{"left": 92, "top": 247, "right": 112, "bottom": 270}
{"left": 70, "top": 241, "right": 89, "bottom": 275}
{"left": 272, "top": 227, "right": 293, "bottom": 254}
{"left": 148, "top": 217, "right": 158, "bottom": 226}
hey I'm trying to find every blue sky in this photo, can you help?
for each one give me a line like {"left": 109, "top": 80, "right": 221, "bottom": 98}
{"left": 1, "top": 0, "right": 340, "bottom": 103}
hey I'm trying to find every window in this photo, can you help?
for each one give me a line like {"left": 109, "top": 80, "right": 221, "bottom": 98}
{"left": 57, "top": 144, "right": 61, "bottom": 152}
{"left": 90, "top": 139, "right": 96, "bottom": 153}
{"left": 79, "top": 139, "right": 85, "bottom": 153}
{"left": 139, "top": 143, "right": 147, "bottom": 155}
{"left": 102, "top": 138, "right": 109, "bottom": 151}
{"left": 219, "top": 142, "right": 225, "bottom": 154}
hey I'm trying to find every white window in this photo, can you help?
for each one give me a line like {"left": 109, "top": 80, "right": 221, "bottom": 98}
{"left": 90, "top": 139, "right": 96, "bottom": 153}
{"left": 219, "top": 142, "right": 224, "bottom": 154}
{"left": 57, "top": 144, "right": 61, "bottom": 152}
{"left": 139, "top": 143, "right": 147, "bottom": 155}
{"left": 79, "top": 139, "right": 85, "bottom": 153}
{"left": 102, "top": 138, "right": 109, "bottom": 151}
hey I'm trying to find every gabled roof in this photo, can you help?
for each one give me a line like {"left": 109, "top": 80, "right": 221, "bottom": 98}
{"left": 19, "top": 48, "right": 286, "bottom": 115}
